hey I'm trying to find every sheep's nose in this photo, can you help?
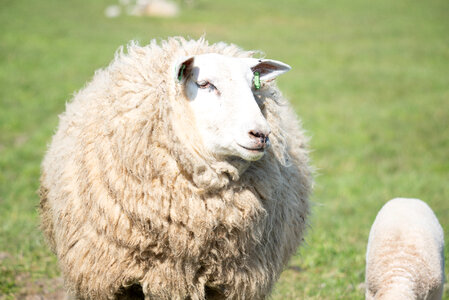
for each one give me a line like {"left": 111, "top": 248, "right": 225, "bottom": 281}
{"left": 249, "top": 130, "right": 271, "bottom": 148}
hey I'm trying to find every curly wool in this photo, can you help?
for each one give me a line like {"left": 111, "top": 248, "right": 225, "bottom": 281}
{"left": 39, "top": 37, "right": 313, "bottom": 299}
{"left": 365, "top": 198, "right": 445, "bottom": 300}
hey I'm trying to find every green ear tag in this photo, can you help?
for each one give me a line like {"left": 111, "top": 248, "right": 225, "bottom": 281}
{"left": 254, "top": 71, "right": 261, "bottom": 89}
{"left": 178, "top": 64, "right": 186, "bottom": 81}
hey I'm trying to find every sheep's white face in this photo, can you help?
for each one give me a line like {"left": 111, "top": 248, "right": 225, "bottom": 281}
{"left": 175, "top": 53, "right": 290, "bottom": 161}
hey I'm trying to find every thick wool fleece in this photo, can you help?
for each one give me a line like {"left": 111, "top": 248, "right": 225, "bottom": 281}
{"left": 365, "top": 198, "right": 445, "bottom": 300}
{"left": 39, "top": 37, "right": 313, "bottom": 300}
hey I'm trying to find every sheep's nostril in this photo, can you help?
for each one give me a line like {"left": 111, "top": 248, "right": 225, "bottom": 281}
{"left": 249, "top": 131, "right": 265, "bottom": 140}
{"left": 249, "top": 131, "right": 269, "bottom": 147}
{"left": 249, "top": 131, "right": 263, "bottom": 138}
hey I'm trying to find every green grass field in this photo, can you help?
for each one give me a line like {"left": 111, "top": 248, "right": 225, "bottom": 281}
{"left": 1, "top": 0, "right": 448, "bottom": 298}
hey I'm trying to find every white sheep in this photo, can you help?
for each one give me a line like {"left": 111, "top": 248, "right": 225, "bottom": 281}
{"left": 39, "top": 37, "right": 313, "bottom": 299}
{"left": 365, "top": 198, "right": 445, "bottom": 299}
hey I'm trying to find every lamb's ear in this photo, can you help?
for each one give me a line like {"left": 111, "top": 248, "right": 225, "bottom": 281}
{"left": 174, "top": 56, "right": 195, "bottom": 83}
{"left": 247, "top": 58, "right": 291, "bottom": 82}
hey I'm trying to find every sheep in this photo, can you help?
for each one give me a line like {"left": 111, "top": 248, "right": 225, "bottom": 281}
{"left": 365, "top": 198, "right": 445, "bottom": 300}
{"left": 39, "top": 37, "right": 313, "bottom": 300}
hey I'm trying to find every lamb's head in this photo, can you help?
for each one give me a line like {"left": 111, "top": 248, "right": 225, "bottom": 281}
{"left": 175, "top": 53, "right": 290, "bottom": 161}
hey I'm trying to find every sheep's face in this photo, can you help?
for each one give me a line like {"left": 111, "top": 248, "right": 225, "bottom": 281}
{"left": 175, "top": 53, "right": 290, "bottom": 161}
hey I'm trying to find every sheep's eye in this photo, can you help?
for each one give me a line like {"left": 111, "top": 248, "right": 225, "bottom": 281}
{"left": 196, "top": 81, "right": 215, "bottom": 90}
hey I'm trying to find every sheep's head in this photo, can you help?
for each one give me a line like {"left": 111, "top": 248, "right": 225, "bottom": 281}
{"left": 175, "top": 53, "right": 290, "bottom": 162}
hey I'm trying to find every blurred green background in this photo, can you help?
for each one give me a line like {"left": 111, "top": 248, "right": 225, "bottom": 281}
{"left": 1, "top": 0, "right": 448, "bottom": 298}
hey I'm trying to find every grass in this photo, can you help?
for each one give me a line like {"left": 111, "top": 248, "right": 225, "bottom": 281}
{"left": 1, "top": 0, "right": 448, "bottom": 298}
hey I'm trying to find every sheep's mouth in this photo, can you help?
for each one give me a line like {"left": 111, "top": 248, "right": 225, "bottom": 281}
{"left": 237, "top": 144, "right": 265, "bottom": 152}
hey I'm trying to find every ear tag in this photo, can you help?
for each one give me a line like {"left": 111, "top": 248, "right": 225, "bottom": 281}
{"left": 254, "top": 71, "right": 261, "bottom": 89}
{"left": 178, "top": 64, "right": 186, "bottom": 81}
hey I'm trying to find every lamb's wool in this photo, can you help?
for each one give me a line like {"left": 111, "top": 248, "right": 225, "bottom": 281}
{"left": 365, "top": 198, "right": 445, "bottom": 300}
{"left": 39, "top": 37, "right": 312, "bottom": 299}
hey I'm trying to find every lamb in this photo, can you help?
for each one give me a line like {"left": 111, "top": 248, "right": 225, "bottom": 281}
{"left": 365, "top": 198, "right": 445, "bottom": 299}
{"left": 39, "top": 37, "right": 313, "bottom": 299}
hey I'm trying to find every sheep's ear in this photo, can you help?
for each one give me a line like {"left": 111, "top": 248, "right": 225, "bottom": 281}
{"left": 175, "top": 56, "right": 195, "bottom": 83}
{"left": 246, "top": 58, "right": 291, "bottom": 82}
